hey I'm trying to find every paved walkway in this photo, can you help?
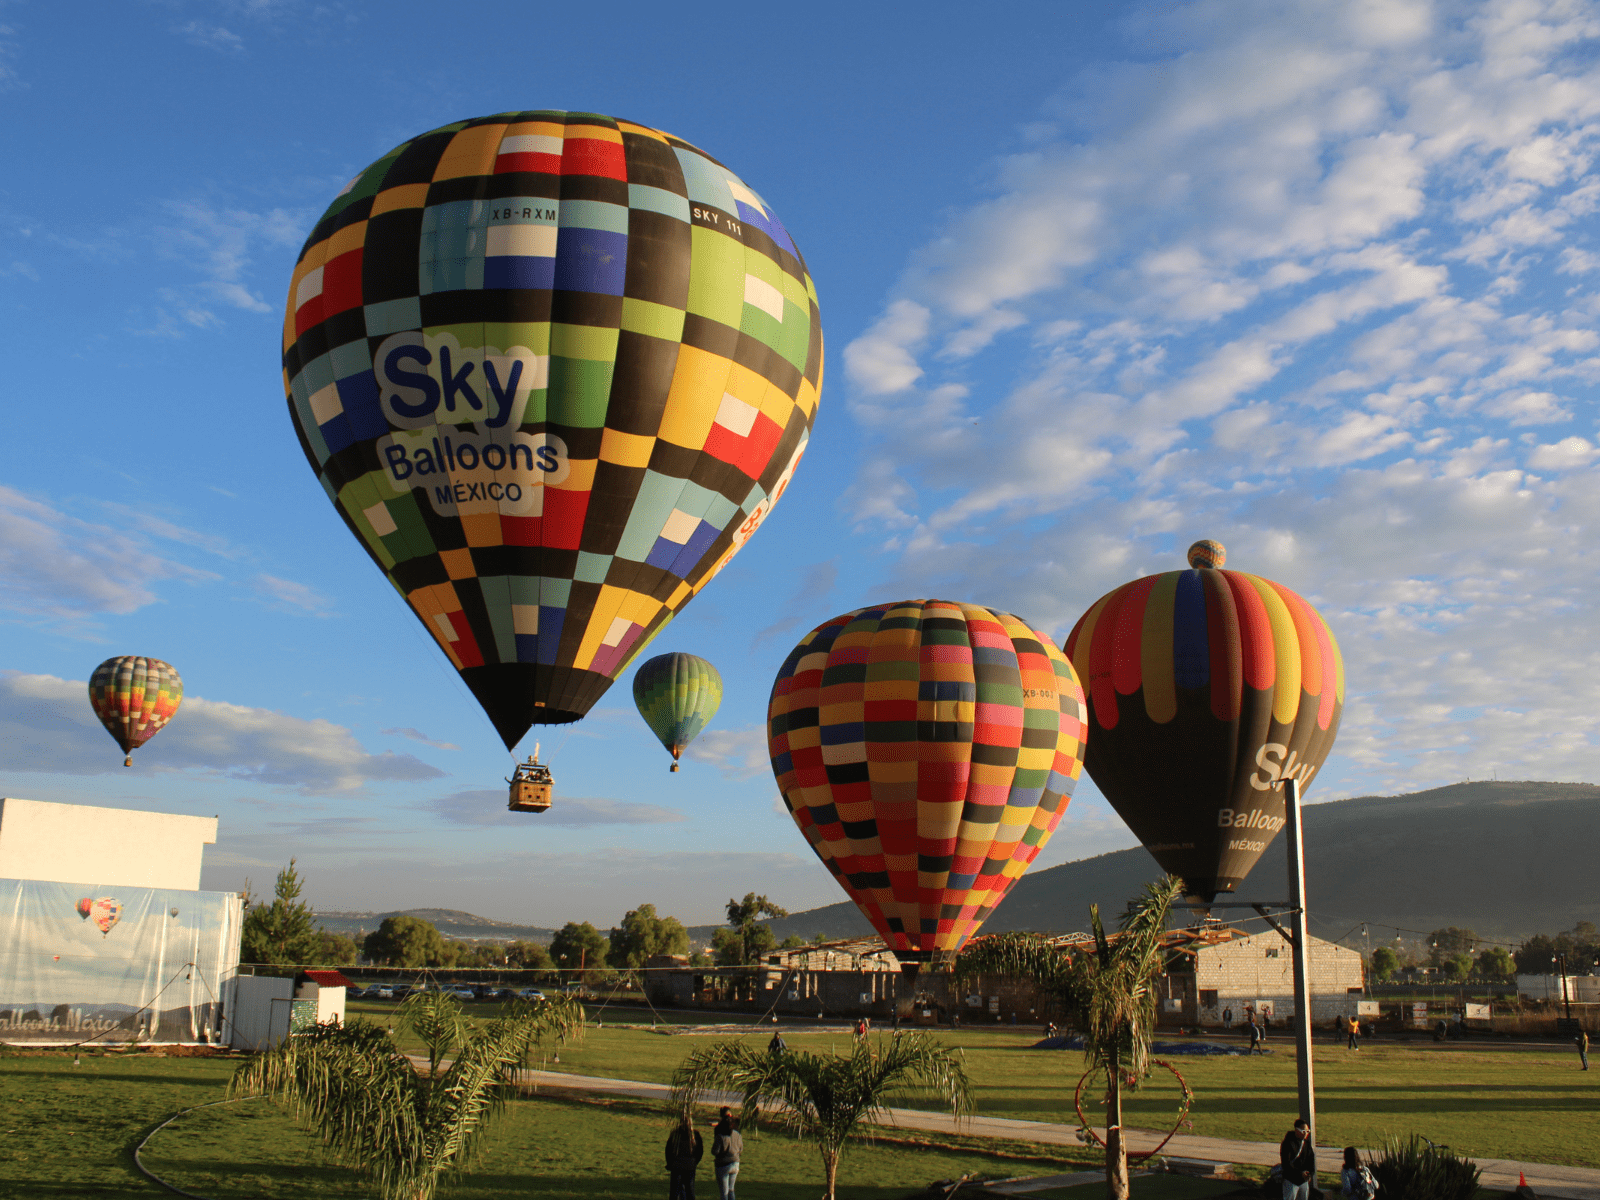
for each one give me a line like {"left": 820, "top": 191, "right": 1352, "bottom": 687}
{"left": 515, "top": 1067, "right": 1600, "bottom": 1199}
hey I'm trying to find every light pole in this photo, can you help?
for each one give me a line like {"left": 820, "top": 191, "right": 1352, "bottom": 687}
{"left": 1283, "top": 776, "right": 1316, "bottom": 1146}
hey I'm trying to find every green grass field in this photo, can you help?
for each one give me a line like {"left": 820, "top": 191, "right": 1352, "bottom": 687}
{"left": 1, "top": 1015, "right": 1592, "bottom": 1198}
{"left": 348, "top": 999, "right": 1598, "bottom": 1169}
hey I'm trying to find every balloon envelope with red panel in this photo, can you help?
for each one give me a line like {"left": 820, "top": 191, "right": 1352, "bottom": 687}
{"left": 768, "top": 600, "right": 1087, "bottom": 965}
{"left": 1062, "top": 541, "right": 1344, "bottom": 904}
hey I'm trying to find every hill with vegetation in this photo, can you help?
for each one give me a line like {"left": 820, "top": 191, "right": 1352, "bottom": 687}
{"left": 313, "top": 908, "right": 555, "bottom": 943}
{"left": 755, "top": 780, "right": 1600, "bottom": 944}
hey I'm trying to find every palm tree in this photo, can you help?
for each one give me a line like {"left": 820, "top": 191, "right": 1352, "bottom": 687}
{"left": 671, "top": 1031, "right": 972, "bottom": 1200}
{"left": 230, "top": 989, "right": 582, "bottom": 1200}
{"left": 956, "top": 875, "right": 1183, "bottom": 1200}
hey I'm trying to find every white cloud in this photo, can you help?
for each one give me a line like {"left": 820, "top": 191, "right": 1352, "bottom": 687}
{"left": 172, "top": 21, "right": 244, "bottom": 53}
{"left": 0, "top": 487, "right": 216, "bottom": 632}
{"left": 143, "top": 199, "right": 308, "bottom": 332}
{"left": 834, "top": 0, "right": 1600, "bottom": 801}
{"left": 424, "top": 789, "right": 687, "bottom": 828}
{"left": 0, "top": 672, "right": 444, "bottom": 795}
{"left": 382, "top": 727, "right": 460, "bottom": 751}
{"left": 686, "top": 725, "right": 771, "bottom": 781}
{"left": 252, "top": 573, "right": 335, "bottom": 615}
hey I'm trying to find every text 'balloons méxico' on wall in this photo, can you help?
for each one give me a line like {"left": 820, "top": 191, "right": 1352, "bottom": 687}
{"left": 1064, "top": 542, "right": 1344, "bottom": 904}
{"left": 283, "top": 111, "right": 822, "bottom": 748}
{"left": 769, "top": 600, "right": 1088, "bottom": 963}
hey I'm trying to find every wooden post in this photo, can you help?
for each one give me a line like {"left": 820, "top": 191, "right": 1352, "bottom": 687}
{"left": 1284, "top": 776, "right": 1316, "bottom": 1144}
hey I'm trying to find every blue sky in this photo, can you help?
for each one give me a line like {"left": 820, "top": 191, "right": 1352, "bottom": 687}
{"left": 3, "top": 0, "right": 1599, "bottom": 928}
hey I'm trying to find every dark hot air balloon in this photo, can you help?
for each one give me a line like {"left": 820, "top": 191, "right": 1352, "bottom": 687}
{"left": 632, "top": 652, "right": 722, "bottom": 771}
{"left": 768, "top": 600, "right": 1087, "bottom": 966}
{"left": 88, "top": 657, "right": 183, "bottom": 767}
{"left": 283, "top": 111, "right": 822, "bottom": 751}
{"left": 1063, "top": 541, "right": 1343, "bottom": 904}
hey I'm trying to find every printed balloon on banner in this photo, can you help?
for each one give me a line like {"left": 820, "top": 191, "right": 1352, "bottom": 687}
{"left": 88, "top": 657, "right": 183, "bottom": 767}
{"left": 768, "top": 600, "right": 1088, "bottom": 966}
{"left": 632, "top": 652, "right": 722, "bottom": 771}
{"left": 283, "top": 111, "right": 823, "bottom": 751}
{"left": 76, "top": 896, "right": 123, "bottom": 937}
{"left": 1063, "top": 541, "right": 1344, "bottom": 904}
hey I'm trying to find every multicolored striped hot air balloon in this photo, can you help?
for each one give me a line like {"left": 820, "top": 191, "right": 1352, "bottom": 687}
{"left": 768, "top": 600, "right": 1087, "bottom": 966}
{"left": 283, "top": 111, "right": 821, "bottom": 752}
{"left": 1063, "top": 541, "right": 1344, "bottom": 904}
{"left": 632, "top": 652, "right": 722, "bottom": 771}
{"left": 88, "top": 657, "right": 184, "bottom": 767}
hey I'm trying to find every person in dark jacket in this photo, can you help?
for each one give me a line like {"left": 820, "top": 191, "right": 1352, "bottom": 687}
{"left": 711, "top": 1107, "right": 743, "bottom": 1200}
{"left": 1280, "top": 1118, "right": 1316, "bottom": 1200}
{"left": 665, "top": 1115, "right": 704, "bottom": 1200}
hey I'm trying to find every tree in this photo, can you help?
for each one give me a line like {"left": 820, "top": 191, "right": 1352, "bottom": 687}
{"left": 240, "top": 860, "right": 321, "bottom": 966}
{"left": 1427, "top": 927, "right": 1479, "bottom": 967}
{"left": 672, "top": 1032, "right": 970, "bottom": 1200}
{"left": 606, "top": 903, "right": 689, "bottom": 969}
{"left": 1515, "top": 934, "right": 1557, "bottom": 976}
{"left": 231, "top": 988, "right": 582, "bottom": 1200}
{"left": 956, "top": 876, "right": 1184, "bottom": 1200}
{"left": 714, "top": 893, "right": 789, "bottom": 965}
{"left": 1474, "top": 947, "right": 1515, "bottom": 980}
{"left": 1443, "top": 952, "right": 1474, "bottom": 983}
{"left": 1369, "top": 946, "right": 1400, "bottom": 982}
{"left": 503, "top": 940, "right": 553, "bottom": 970}
{"left": 317, "top": 930, "right": 360, "bottom": 966}
{"left": 363, "top": 916, "right": 448, "bottom": 967}
{"left": 549, "top": 921, "right": 607, "bottom": 981}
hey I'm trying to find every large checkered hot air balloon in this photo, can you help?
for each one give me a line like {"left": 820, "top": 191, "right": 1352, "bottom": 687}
{"left": 768, "top": 601, "right": 1088, "bottom": 968}
{"left": 88, "top": 656, "right": 183, "bottom": 767}
{"left": 1063, "top": 541, "right": 1344, "bottom": 905}
{"left": 284, "top": 111, "right": 821, "bottom": 750}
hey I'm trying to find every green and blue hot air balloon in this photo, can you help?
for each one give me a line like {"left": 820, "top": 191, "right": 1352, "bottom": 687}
{"left": 632, "top": 653, "right": 722, "bottom": 771}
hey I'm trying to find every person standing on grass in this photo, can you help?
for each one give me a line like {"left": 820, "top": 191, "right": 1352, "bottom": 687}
{"left": 1249, "top": 1019, "right": 1264, "bottom": 1055}
{"left": 1347, "top": 1014, "right": 1360, "bottom": 1051}
{"left": 768, "top": 1030, "right": 785, "bottom": 1054}
{"left": 1341, "top": 1146, "right": 1378, "bottom": 1200}
{"left": 665, "top": 1113, "right": 704, "bottom": 1200}
{"left": 1280, "top": 1118, "right": 1316, "bottom": 1200}
{"left": 712, "top": 1106, "right": 742, "bottom": 1200}
{"left": 1577, "top": 1030, "right": 1589, "bottom": 1071}
{"left": 1223, "top": 1006, "right": 1233, "bottom": 1031}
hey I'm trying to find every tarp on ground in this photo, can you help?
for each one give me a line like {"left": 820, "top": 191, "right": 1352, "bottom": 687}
{"left": 0, "top": 876, "right": 242, "bottom": 1044}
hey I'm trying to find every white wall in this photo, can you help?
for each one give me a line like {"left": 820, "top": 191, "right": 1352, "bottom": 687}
{"left": 0, "top": 798, "right": 217, "bottom": 891}
{"left": 230, "top": 976, "right": 294, "bottom": 1050}
{"left": 1518, "top": 974, "right": 1600, "bottom": 1002}
{"left": 1194, "top": 932, "right": 1366, "bottom": 1022}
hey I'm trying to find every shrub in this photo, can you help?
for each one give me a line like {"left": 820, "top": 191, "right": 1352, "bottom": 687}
{"left": 1370, "top": 1134, "right": 1480, "bottom": 1200}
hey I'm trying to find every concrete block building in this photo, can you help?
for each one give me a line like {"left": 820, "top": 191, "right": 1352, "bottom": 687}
{"left": 1156, "top": 928, "right": 1365, "bottom": 1026}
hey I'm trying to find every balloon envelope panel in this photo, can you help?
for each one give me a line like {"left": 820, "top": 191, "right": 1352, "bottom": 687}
{"left": 88, "top": 657, "right": 183, "bottom": 757}
{"left": 283, "top": 112, "right": 822, "bottom": 748}
{"left": 1063, "top": 566, "right": 1343, "bottom": 902}
{"left": 632, "top": 652, "right": 722, "bottom": 758}
{"left": 768, "top": 600, "right": 1087, "bottom": 960}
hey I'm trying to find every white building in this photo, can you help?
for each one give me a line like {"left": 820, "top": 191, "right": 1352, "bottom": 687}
{"left": 1157, "top": 928, "right": 1366, "bottom": 1025}
{"left": 0, "top": 797, "right": 217, "bottom": 890}
{"left": 0, "top": 797, "right": 240, "bottom": 1045}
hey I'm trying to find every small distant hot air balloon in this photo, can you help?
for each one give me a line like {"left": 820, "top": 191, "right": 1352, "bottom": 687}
{"left": 633, "top": 653, "right": 722, "bottom": 771}
{"left": 283, "top": 111, "right": 822, "bottom": 758}
{"left": 768, "top": 600, "right": 1087, "bottom": 967}
{"left": 88, "top": 657, "right": 183, "bottom": 767}
{"left": 76, "top": 897, "right": 123, "bottom": 937}
{"left": 1063, "top": 540, "right": 1343, "bottom": 905}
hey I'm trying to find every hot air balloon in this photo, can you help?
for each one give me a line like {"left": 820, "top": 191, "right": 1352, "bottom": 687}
{"left": 767, "top": 600, "right": 1087, "bottom": 967}
{"left": 88, "top": 657, "right": 183, "bottom": 767}
{"left": 633, "top": 652, "right": 722, "bottom": 771}
{"left": 283, "top": 111, "right": 822, "bottom": 752}
{"left": 1063, "top": 540, "right": 1344, "bottom": 905}
{"left": 76, "top": 897, "right": 123, "bottom": 937}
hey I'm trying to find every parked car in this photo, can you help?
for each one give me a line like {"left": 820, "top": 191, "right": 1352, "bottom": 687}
{"left": 448, "top": 986, "right": 476, "bottom": 1001}
{"left": 518, "top": 988, "right": 546, "bottom": 1001}
{"left": 372, "top": 984, "right": 395, "bottom": 999}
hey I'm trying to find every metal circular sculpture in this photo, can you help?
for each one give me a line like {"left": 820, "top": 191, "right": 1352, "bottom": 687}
{"left": 88, "top": 656, "right": 183, "bottom": 767}
{"left": 632, "top": 652, "right": 722, "bottom": 771}
{"left": 768, "top": 600, "right": 1088, "bottom": 964}
{"left": 283, "top": 111, "right": 822, "bottom": 749}
{"left": 1073, "top": 1058, "right": 1194, "bottom": 1159}
{"left": 1063, "top": 542, "right": 1343, "bottom": 904}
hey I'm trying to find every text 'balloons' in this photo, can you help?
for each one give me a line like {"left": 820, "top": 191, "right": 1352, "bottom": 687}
{"left": 283, "top": 111, "right": 823, "bottom": 750}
